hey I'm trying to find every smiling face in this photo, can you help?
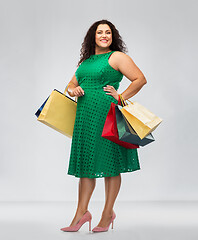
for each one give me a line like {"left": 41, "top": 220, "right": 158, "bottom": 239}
{"left": 95, "top": 24, "right": 112, "bottom": 53}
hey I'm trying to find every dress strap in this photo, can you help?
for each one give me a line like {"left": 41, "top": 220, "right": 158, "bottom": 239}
{"left": 107, "top": 51, "right": 115, "bottom": 59}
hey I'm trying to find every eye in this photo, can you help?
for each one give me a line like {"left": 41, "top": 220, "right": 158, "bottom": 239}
{"left": 97, "top": 31, "right": 111, "bottom": 34}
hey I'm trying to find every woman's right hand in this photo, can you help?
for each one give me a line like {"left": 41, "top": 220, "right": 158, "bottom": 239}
{"left": 72, "top": 86, "right": 84, "bottom": 97}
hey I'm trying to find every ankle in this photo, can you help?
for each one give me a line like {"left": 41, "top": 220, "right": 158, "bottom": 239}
{"left": 102, "top": 209, "right": 113, "bottom": 217}
{"left": 76, "top": 208, "right": 88, "bottom": 215}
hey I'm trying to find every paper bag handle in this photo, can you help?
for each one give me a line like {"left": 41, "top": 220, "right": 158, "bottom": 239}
{"left": 64, "top": 83, "right": 78, "bottom": 102}
{"left": 119, "top": 94, "right": 133, "bottom": 106}
{"left": 119, "top": 94, "right": 126, "bottom": 106}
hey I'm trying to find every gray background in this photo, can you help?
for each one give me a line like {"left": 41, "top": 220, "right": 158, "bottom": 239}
{"left": 0, "top": 0, "right": 197, "bottom": 202}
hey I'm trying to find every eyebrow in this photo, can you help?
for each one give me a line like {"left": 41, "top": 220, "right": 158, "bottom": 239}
{"left": 97, "top": 30, "right": 111, "bottom": 31}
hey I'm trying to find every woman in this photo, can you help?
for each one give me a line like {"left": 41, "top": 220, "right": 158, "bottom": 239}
{"left": 60, "top": 19, "right": 147, "bottom": 233}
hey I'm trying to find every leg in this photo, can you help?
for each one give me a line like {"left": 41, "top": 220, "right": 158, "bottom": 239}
{"left": 69, "top": 177, "right": 96, "bottom": 226}
{"left": 96, "top": 174, "right": 121, "bottom": 227}
{"left": 104, "top": 176, "right": 109, "bottom": 202}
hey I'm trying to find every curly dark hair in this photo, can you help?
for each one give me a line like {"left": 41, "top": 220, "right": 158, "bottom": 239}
{"left": 76, "top": 19, "right": 128, "bottom": 67}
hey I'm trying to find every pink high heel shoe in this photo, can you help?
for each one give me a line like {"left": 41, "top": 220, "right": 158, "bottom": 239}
{"left": 92, "top": 211, "right": 116, "bottom": 232}
{"left": 60, "top": 210, "right": 92, "bottom": 232}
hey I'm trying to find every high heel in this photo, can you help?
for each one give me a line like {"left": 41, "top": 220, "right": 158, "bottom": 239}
{"left": 60, "top": 210, "right": 92, "bottom": 232}
{"left": 92, "top": 210, "right": 116, "bottom": 232}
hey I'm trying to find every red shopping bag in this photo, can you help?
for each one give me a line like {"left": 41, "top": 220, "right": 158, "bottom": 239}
{"left": 101, "top": 102, "right": 139, "bottom": 149}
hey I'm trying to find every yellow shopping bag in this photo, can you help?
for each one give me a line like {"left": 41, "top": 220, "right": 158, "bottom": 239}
{"left": 35, "top": 83, "right": 77, "bottom": 138}
{"left": 119, "top": 95, "right": 162, "bottom": 139}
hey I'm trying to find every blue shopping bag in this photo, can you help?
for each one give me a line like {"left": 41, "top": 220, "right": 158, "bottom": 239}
{"left": 35, "top": 96, "right": 49, "bottom": 117}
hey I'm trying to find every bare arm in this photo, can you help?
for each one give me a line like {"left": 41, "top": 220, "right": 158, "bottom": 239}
{"left": 117, "top": 52, "right": 147, "bottom": 100}
{"left": 67, "top": 73, "right": 84, "bottom": 97}
{"left": 103, "top": 52, "right": 147, "bottom": 101}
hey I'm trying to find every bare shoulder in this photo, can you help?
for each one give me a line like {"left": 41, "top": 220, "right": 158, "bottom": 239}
{"left": 110, "top": 51, "right": 146, "bottom": 81}
{"left": 112, "top": 51, "right": 133, "bottom": 62}
{"left": 109, "top": 51, "right": 133, "bottom": 71}
{"left": 108, "top": 51, "right": 123, "bottom": 71}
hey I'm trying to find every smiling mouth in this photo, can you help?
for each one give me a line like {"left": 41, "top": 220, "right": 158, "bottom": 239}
{"left": 101, "top": 40, "right": 108, "bottom": 42}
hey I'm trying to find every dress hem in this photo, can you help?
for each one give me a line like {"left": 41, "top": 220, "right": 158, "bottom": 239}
{"left": 67, "top": 168, "right": 141, "bottom": 178}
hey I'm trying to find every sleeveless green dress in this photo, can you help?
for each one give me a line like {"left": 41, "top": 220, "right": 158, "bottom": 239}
{"left": 67, "top": 51, "right": 141, "bottom": 178}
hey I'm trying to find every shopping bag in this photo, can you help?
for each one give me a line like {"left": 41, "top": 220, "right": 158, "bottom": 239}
{"left": 115, "top": 105, "right": 155, "bottom": 146}
{"left": 35, "top": 83, "right": 77, "bottom": 138}
{"left": 119, "top": 94, "right": 162, "bottom": 139}
{"left": 35, "top": 97, "right": 49, "bottom": 117}
{"left": 101, "top": 102, "right": 139, "bottom": 149}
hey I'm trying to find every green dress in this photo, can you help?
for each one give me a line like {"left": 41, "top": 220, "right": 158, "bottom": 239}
{"left": 67, "top": 51, "right": 141, "bottom": 178}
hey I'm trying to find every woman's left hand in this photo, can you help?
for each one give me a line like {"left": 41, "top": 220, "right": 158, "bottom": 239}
{"left": 103, "top": 85, "right": 119, "bottom": 101}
